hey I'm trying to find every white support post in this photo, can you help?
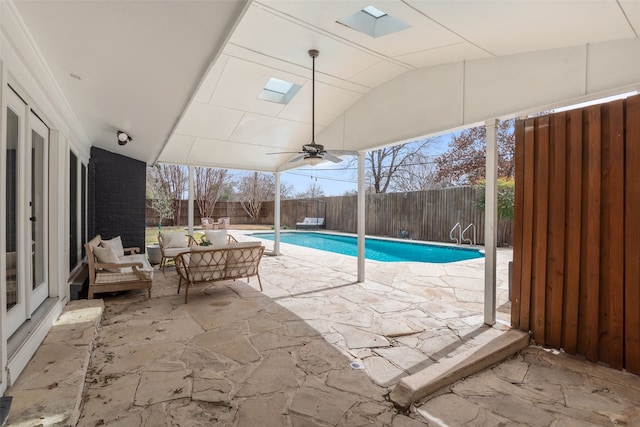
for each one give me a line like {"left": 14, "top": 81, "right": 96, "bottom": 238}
{"left": 484, "top": 119, "right": 498, "bottom": 326}
{"left": 357, "top": 152, "right": 365, "bottom": 282}
{"left": 274, "top": 172, "right": 281, "bottom": 256}
{"left": 188, "top": 165, "right": 194, "bottom": 237}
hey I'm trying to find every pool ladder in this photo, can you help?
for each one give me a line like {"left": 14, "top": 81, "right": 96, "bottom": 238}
{"left": 449, "top": 223, "right": 461, "bottom": 245}
{"left": 450, "top": 222, "right": 476, "bottom": 246}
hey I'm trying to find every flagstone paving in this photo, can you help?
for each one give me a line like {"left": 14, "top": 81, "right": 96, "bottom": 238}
{"left": 4, "top": 234, "right": 640, "bottom": 426}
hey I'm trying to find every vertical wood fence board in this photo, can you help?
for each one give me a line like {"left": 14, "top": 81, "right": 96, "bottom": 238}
{"left": 546, "top": 112, "right": 567, "bottom": 348}
{"left": 599, "top": 104, "right": 612, "bottom": 364}
{"left": 583, "top": 106, "right": 602, "bottom": 362}
{"left": 625, "top": 95, "right": 640, "bottom": 374}
{"left": 562, "top": 109, "right": 583, "bottom": 354}
{"left": 532, "top": 116, "right": 550, "bottom": 344}
{"left": 520, "top": 118, "right": 536, "bottom": 332}
{"left": 604, "top": 100, "right": 625, "bottom": 369}
{"left": 512, "top": 119, "right": 526, "bottom": 328}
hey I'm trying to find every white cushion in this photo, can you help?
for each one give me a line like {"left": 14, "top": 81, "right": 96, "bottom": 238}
{"left": 204, "top": 230, "right": 228, "bottom": 248}
{"left": 95, "top": 255, "right": 153, "bottom": 282}
{"left": 162, "top": 232, "right": 187, "bottom": 248}
{"left": 101, "top": 236, "right": 124, "bottom": 257}
{"left": 93, "top": 246, "right": 121, "bottom": 272}
{"left": 164, "top": 247, "right": 190, "bottom": 257}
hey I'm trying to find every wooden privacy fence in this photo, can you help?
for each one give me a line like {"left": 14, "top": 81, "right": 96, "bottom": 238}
{"left": 511, "top": 95, "right": 640, "bottom": 374}
{"left": 146, "top": 186, "right": 514, "bottom": 246}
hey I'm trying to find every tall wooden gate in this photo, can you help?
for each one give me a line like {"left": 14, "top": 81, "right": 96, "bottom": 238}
{"left": 511, "top": 95, "right": 640, "bottom": 373}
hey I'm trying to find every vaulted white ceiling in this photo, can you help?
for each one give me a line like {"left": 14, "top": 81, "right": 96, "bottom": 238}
{"left": 13, "top": 1, "right": 640, "bottom": 172}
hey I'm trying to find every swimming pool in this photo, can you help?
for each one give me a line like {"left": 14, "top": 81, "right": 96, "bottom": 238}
{"left": 250, "top": 232, "right": 483, "bottom": 263}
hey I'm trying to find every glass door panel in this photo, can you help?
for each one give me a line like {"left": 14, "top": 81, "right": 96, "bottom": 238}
{"left": 29, "top": 113, "right": 48, "bottom": 311}
{"left": 4, "top": 90, "right": 27, "bottom": 336}
{"left": 5, "top": 107, "right": 19, "bottom": 311}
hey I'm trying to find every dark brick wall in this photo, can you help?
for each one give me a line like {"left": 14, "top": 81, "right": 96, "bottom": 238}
{"left": 88, "top": 147, "right": 146, "bottom": 253}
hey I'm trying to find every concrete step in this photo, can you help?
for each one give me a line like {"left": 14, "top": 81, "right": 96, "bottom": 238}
{"left": 389, "top": 329, "right": 530, "bottom": 409}
{"left": 4, "top": 299, "right": 103, "bottom": 426}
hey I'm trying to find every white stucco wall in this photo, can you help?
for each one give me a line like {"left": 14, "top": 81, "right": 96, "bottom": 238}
{"left": 0, "top": 2, "right": 91, "bottom": 394}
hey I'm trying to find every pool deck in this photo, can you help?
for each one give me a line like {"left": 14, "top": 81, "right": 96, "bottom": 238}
{"left": 5, "top": 231, "right": 640, "bottom": 426}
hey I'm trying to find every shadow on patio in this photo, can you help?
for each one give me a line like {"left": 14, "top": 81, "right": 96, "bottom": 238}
{"left": 7, "top": 240, "right": 640, "bottom": 426}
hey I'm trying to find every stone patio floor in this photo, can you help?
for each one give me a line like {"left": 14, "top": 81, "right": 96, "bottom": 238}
{"left": 5, "top": 232, "right": 640, "bottom": 426}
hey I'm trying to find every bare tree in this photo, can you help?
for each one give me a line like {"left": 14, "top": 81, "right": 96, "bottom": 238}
{"left": 146, "top": 165, "right": 174, "bottom": 229}
{"left": 390, "top": 153, "right": 440, "bottom": 192}
{"left": 149, "top": 163, "right": 188, "bottom": 226}
{"left": 435, "top": 120, "right": 515, "bottom": 185}
{"left": 296, "top": 182, "right": 325, "bottom": 199}
{"left": 364, "top": 138, "right": 434, "bottom": 193}
{"left": 194, "top": 167, "right": 229, "bottom": 219}
{"left": 235, "top": 172, "right": 275, "bottom": 223}
{"left": 279, "top": 182, "right": 295, "bottom": 200}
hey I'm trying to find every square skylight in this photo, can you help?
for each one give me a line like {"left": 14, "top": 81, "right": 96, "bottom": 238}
{"left": 337, "top": 5, "right": 410, "bottom": 38}
{"left": 259, "top": 78, "right": 301, "bottom": 104}
{"left": 363, "top": 5, "right": 386, "bottom": 19}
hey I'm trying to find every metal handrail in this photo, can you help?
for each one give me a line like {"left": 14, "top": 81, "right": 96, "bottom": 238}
{"left": 462, "top": 223, "right": 476, "bottom": 246}
{"left": 449, "top": 222, "right": 461, "bottom": 245}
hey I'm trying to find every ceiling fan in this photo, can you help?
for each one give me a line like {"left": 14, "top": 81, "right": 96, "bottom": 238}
{"left": 268, "top": 49, "right": 354, "bottom": 165}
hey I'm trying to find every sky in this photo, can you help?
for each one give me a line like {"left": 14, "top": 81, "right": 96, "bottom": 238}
{"left": 280, "top": 134, "right": 452, "bottom": 196}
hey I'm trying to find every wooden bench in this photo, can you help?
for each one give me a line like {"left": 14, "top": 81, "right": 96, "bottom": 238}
{"left": 175, "top": 241, "right": 265, "bottom": 303}
{"left": 84, "top": 235, "right": 153, "bottom": 299}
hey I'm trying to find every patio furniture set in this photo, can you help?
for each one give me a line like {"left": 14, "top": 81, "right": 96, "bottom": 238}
{"left": 85, "top": 229, "right": 265, "bottom": 303}
{"left": 201, "top": 216, "right": 230, "bottom": 230}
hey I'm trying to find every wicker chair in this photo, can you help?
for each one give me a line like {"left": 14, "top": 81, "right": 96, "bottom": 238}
{"left": 158, "top": 232, "right": 197, "bottom": 272}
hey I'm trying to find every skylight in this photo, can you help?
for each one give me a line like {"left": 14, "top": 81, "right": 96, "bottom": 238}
{"left": 337, "top": 5, "right": 409, "bottom": 38}
{"left": 363, "top": 5, "right": 386, "bottom": 19}
{"left": 259, "top": 78, "right": 301, "bottom": 104}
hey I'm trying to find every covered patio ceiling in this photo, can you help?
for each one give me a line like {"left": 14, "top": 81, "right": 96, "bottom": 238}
{"left": 13, "top": 1, "right": 640, "bottom": 172}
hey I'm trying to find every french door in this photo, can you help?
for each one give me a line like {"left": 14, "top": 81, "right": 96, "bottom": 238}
{"left": 5, "top": 88, "right": 49, "bottom": 337}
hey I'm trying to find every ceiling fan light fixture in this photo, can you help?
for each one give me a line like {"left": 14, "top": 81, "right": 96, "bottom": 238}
{"left": 305, "top": 155, "right": 323, "bottom": 166}
{"left": 117, "top": 130, "right": 132, "bottom": 146}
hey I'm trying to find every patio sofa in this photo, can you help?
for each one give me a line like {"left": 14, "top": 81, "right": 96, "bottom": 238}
{"left": 296, "top": 217, "right": 325, "bottom": 230}
{"left": 175, "top": 241, "right": 265, "bottom": 303}
{"left": 85, "top": 235, "right": 153, "bottom": 299}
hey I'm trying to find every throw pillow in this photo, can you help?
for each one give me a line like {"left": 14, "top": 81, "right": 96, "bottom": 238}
{"left": 204, "top": 230, "right": 228, "bottom": 248}
{"left": 93, "top": 246, "right": 121, "bottom": 272}
{"left": 101, "top": 236, "right": 125, "bottom": 257}
{"left": 162, "top": 232, "right": 187, "bottom": 248}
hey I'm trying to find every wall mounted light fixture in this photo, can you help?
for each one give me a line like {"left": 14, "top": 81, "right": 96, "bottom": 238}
{"left": 117, "top": 131, "right": 132, "bottom": 146}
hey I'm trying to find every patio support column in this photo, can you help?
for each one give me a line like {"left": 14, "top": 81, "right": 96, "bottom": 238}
{"left": 484, "top": 119, "right": 498, "bottom": 326}
{"left": 188, "top": 165, "right": 194, "bottom": 236}
{"left": 357, "top": 152, "right": 365, "bottom": 282}
{"left": 274, "top": 172, "right": 281, "bottom": 256}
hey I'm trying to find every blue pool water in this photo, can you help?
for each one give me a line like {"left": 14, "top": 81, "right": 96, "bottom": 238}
{"left": 250, "top": 232, "right": 483, "bottom": 263}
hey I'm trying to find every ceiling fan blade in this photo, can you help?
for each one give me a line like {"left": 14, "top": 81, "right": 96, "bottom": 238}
{"left": 322, "top": 152, "right": 343, "bottom": 163}
{"left": 289, "top": 154, "right": 306, "bottom": 163}
{"left": 266, "top": 151, "right": 304, "bottom": 155}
